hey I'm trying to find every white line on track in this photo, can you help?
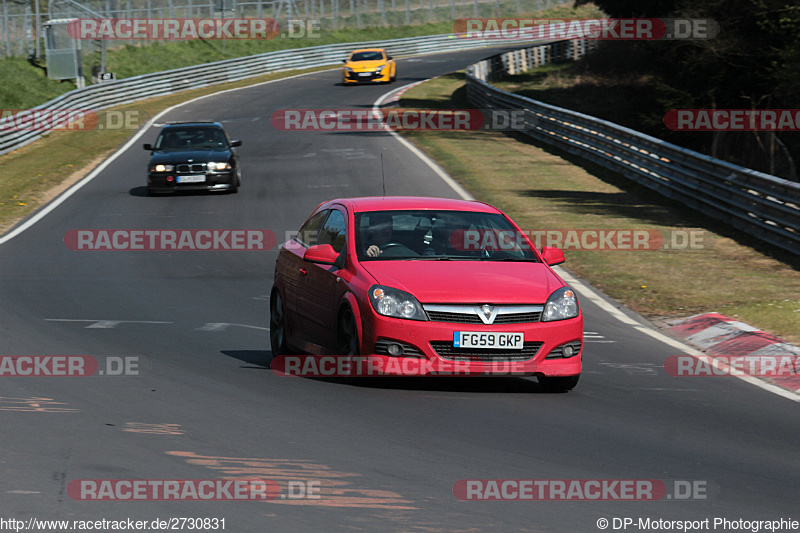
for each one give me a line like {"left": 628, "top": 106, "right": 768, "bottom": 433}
{"left": 372, "top": 83, "right": 800, "bottom": 403}
{"left": 3, "top": 61, "right": 796, "bottom": 402}
{"left": 0, "top": 68, "right": 335, "bottom": 246}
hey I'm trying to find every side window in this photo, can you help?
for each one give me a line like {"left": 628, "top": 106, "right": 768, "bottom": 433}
{"left": 294, "top": 210, "right": 328, "bottom": 248}
{"left": 317, "top": 209, "right": 347, "bottom": 254}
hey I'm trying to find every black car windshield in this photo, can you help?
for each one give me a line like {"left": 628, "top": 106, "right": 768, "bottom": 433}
{"left": 155, "top": 127, "right": 229, "bottom": 150}
{"left": 355, "top": 210, "right": 539, "bottom": 262}
{"left": 350, "top": 51, "right": 384, "bottom": 62}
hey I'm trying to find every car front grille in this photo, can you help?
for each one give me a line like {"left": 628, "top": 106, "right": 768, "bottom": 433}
{"left": 423, "top": 304, "right": 543, "bottom": 324}
{"left": 348, "top": 71, "right": 379, "bottom": 80}
{"left": 430, "top": 341, "right": 543, "bottom": 362}
{"left": 426, "top": 310, "right": 542, "bottom": 324}
{"left": 176, "top": 163, "right": 206, "bottom": 173}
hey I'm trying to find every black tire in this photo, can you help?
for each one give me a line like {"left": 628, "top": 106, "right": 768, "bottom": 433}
{"left": 270, "top": 290, "right": 290, "bottom": 356}
{"left": 537, "top": 374, "right": 580, "bottom": 393}
{"left": 229, "top": 172, "right": 240, "bottom": 194}
{"left": 337, "top": 308, "right": 360, "bottom": 356}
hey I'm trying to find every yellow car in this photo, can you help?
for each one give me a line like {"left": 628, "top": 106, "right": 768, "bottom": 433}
{"left": 342, "top": 48, "right": 396, "bottom": 85}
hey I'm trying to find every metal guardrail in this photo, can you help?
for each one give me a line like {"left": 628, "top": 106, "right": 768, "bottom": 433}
{"left": 465, "top": 40, "right": 800, "bottom": 256}
{"left": 0, "top": 32, "right": 544, "bottom": 156}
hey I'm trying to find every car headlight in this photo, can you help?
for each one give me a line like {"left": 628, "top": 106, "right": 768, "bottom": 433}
{"left": 375, "top": 65, "right": 386, "bottom": 73}
{"left": 542, "top": 286, "right": 579, "bottom": 322}
{"left": 344, "top": 66, "right": 353, "bottom": 72}
{"left": 151, "top": 164, "right": 173, "bottom": 172}
{"left": 207, "top": 162, "right": 230, "bottom": 170}
{"left": 369, "top": 285, "right": 428, "bottom": 321}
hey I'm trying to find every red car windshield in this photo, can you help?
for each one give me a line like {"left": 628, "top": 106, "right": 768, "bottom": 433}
{"left": 354, "top": 210, "right": 539, "bottom": 261}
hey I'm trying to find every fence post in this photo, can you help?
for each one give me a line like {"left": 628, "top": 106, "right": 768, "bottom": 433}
{"left": 3, "top": 1, "right": 10, "bottom": 57}
{"left": 34, "top": 0, "right": 41, "bottom": 59}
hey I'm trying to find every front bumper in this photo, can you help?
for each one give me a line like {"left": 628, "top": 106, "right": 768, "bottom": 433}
{"left": 147, "top": 171, "right": 236, "bottom": 193}
{"left": 357, "top": 312, "right": 583, "bottom": 377}
{"left": 343, "top": 70, "right": 390, "bottom": 83}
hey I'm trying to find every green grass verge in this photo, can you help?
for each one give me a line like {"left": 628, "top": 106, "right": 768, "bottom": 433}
{"left": 1, "top": 1, "right": 603, "bottom": 109}
{"left": 398, "top": 72, "right": 800, "bottom": 344}
{"left": 0, "top": 64, "right": 333, "bottom": 236}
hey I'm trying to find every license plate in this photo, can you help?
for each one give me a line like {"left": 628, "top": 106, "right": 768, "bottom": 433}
{"left": 177, "top": 175, "right": 205, "bottom": 183}
{"left": 358, "top": 72, "right": 372, "bottom": 77}
{"left": 453, "top": 332, "right": 524, "bottom": 350}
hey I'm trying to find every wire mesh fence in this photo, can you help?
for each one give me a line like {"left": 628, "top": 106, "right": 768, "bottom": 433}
{"left": 2, "top": 0, "right": 570, "bottom": 59}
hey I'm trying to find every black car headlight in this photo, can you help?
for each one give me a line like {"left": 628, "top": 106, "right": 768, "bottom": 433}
{"left": 369, "top": 285, "right": 428, "bottom": 321}
{"left": 151, "top": 164, "right": 174, "bottom": 172}
{"left": 542, "top": 286, "right": 579, "bottom": 322}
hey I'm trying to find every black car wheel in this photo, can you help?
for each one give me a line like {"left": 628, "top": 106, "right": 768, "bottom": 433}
{"left": 229, "top": 170, "right": 241, "bottom": 194}
{"left": 537, "top": 374, "right": 580, "bottom": 393}
{"left": 338, "top": 308, "right": 360, "bottom": 356}
{"left": 270, "top": 290, "right": 290, "bottom": 356}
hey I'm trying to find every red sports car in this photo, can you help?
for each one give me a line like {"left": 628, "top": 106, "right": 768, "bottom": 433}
{"left": 270, "top": 196, "right": 583, "bottom": 392}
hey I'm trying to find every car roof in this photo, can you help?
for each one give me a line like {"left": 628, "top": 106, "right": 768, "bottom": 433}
{"left": 325, "top": 196, "right": 500, "bottom": 214}
{"left": 161, "top": 121, "right": 224, "bottom": 129}
{"left": 350, "top": 48, "right": 385, "bottom": 53}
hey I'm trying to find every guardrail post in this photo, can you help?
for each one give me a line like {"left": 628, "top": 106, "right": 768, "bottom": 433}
{"left": 462, "top": 37, "right": 800, "bottom": 256}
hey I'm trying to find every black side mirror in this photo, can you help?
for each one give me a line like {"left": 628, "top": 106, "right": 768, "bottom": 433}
{"left": 143, "top": 143, "right": 153, "bottom": 150}
{"left": 230, "top": 139, "right": 242, "bottom": 147}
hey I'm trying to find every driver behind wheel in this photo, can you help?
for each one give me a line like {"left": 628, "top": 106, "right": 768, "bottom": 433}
{"left": 364, "top": 214, "right": 394, "bottom": 257}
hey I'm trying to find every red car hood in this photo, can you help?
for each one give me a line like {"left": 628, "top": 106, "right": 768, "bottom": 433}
{"left": 361, "top": 260, "right": 564, "bottom": 304}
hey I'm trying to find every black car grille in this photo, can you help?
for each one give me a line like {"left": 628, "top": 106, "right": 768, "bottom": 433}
{"left": 546, "top": 341, "right": 582, "bottom": 359}
{"left": 430, "top": 341, "right": 543, "bottom": 362}
{"left": 176, "top": 163, "right": 206, "bottom": 173}
{"left": 348, "top": 71, "right": 379, "bottom": 81}
{"left": 374, "top": 339, "right": 424, "bottom": 357}
{"left": 426, "top": 310, "right": 542, "bottom": 324}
